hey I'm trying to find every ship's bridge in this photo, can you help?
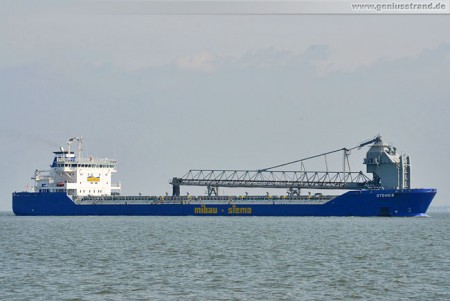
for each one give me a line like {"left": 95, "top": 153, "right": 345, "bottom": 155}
{"left": 51, "top": 152, "right": 117, "bottom": 169}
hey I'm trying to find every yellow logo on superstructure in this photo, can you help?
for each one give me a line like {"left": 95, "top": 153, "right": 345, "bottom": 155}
{"left": 87, "top": 176, "right": 100, "bottom": 182}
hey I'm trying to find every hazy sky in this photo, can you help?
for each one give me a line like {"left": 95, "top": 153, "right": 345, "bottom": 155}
{"left": 1, "top": 1, "right": 449, "bottom": 211}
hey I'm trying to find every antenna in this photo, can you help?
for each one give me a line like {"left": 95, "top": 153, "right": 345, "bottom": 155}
{"left": 113, "top": 137, "right": 117, "bottom": 159}
{"left": 77, "top": 136, "right": 83, "bottom": 159}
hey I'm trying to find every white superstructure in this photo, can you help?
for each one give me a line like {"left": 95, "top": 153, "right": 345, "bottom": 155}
{"left": 32, "top": 137, "right": 121, "bottom": 196}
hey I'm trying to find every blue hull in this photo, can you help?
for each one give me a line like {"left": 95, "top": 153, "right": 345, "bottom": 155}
{"left": 12, "top": 189, "right": 436, "bottom": 217}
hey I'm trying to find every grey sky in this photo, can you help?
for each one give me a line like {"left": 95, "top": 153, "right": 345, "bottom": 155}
{"left": 1, "top": 2, "right": 449, "bottom": 211}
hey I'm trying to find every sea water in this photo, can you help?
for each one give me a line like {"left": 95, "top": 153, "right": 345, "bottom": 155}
{"left": 1, "top": 213, "right": 449, "bottom": 301}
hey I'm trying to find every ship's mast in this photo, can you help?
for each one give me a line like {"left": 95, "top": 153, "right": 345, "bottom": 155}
{"left": 67, "top": 136, "right": 83, "bottom": 159}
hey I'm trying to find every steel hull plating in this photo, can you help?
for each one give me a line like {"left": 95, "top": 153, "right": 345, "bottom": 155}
{"left": 13, "top": 189, "right": 436, "bottom": 217}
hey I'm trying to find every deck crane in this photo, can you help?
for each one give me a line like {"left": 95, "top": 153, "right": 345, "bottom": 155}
{"left": 171, "top": 136, "right": 383, "bottom": 196}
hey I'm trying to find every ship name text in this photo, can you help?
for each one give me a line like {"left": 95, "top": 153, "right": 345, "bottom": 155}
{"left": 376, "top": 193, "right": 395, "bottom": 198}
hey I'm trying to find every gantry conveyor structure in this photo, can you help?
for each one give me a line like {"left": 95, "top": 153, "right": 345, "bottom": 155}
{"left": 171, "top": 136, "right": 382, "bottom": 196}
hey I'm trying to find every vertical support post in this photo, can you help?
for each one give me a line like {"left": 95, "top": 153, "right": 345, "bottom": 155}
{"left": 405, "top": 156, "right": 411, "bottom": 189}
{"left": 343, "top": 149, "right": 346, "bottom": 184}
{"left": 172, "top": 177, "right": 181, "bottom": 196}
{"left": 207, "top": 186, "right": 219, "bottom": 196}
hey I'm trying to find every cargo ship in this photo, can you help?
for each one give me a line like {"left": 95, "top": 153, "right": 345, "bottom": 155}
{"left": 12, "top": 136, "right": 436, "bottom": 216}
